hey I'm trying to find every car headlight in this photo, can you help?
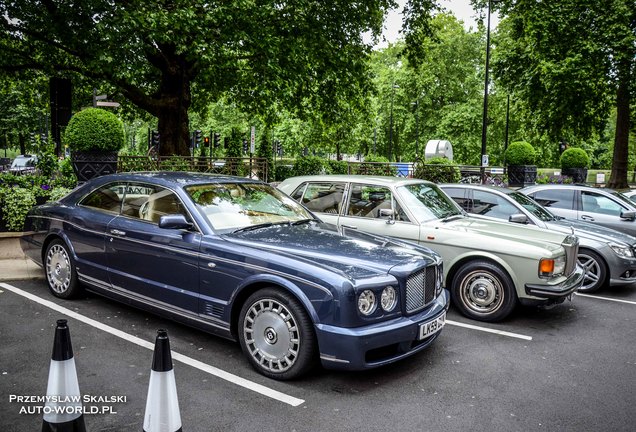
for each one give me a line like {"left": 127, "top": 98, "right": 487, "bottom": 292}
{"left": 539, "top": 255, "right": 566, "bottom": 277}
{"left": 609, "top": 242, "right": 634, "bottom": 258}
{"left": 380, "top": 286, "right": 397, "bottom": 312}
{"left": 358, "top": 290, "right": 377, "bottom": 315}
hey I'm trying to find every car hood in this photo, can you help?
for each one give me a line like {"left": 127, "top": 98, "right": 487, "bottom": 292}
{"left": 440, "top": 215, "right": 566, "bottom": 253}
{"left": 547, "top": 218, "right": 636, "bottom": 245}
{"left": 222, "top": 222, "right": 437, "bottom": 278}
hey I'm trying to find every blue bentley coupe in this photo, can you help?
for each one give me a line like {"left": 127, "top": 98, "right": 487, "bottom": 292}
{"left": 21, "top": 172, "right": 449, "bottom": 380}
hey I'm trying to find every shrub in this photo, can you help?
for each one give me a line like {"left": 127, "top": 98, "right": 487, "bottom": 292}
{"left": 64, "top": 108, "right": 125, "bottom": 152}
{"left": 505, "top": 141, "right": 536, "bottom": 166}
{"left": 1, "top": 187, "right": 36, "bottom": 231}
{"left": 356, "top": 155, "right": 398, "bottom": 176}
{"left": 414, "top": 157, "right": 461, "bottom": 183}
{"left": 274, "top": 164, "right": 294, "bottom": 181}
{"left": 560, "top": 147, "right": 590, "bottom": 169}
{"left": 326, "top": 159, "right": 348, "bottom": 174}
{"left": 293, "top": 156, "right": 325, "bottom": 176}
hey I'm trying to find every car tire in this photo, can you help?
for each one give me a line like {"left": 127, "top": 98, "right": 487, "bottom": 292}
{"left": 577, "top": 249, "right": 607, "bottom": 293}
{"left": 451, "top": 260, "right": 517, "bottom": 322}
{"left": 44, "top": 239, "right": 83, "bottom": 299}
{"left": 238, "top": 288, "right": 317, "bottom": 380}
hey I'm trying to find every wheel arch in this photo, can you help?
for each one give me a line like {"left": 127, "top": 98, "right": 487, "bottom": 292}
{"left": 446, "top": 253, "right": 517, "bottom": 291}
{"left": 229, "top": 275, "right": 323, "bottom": 340}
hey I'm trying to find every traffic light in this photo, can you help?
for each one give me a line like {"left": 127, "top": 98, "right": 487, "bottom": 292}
{"left": 213, "top": 133, "right": 220, "bottom": 148}
{"left": 242, "top": 139, "right": 248, "bottom": 154}
{"left": 195, "top": 130, "right": 202, "bottom": 148}
{"left": 558, "top": 141, "right": 567, "bottom": 154}
{"left": 151, "top": 130, "right": 160, "bottom": 148}
{"left": 204, "top": 136, "right": 210, "bottom": 147}
{"left": 276, "top": 140, "right": 282, "bottom": 156}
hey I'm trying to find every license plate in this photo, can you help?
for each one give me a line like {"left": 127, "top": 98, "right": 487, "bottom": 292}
{"left": 419, "top": 311, "right": 446, "bottom": 340}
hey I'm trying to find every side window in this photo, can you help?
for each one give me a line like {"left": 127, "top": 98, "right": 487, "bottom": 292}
{"left": 300, "top": 183, "right": 345, "bottom": 214}
{"left": 347, "top": 184, "right": 410, "bottom": 222}
{"left": 79, "top": 183, "right": 125, "bottom": 213}
{"left": 472, "top": 190, "right": 517, "bottom": 220}
{"left": 138, "top": 186, "right": 186, "bottom": 223}
{"left": 443, "top": 187, "right": 471, "bottom": 212}
{"left": 531, "top": 189, "right": 575, "bottom": 210}
{"left": 581, "top": 191, "right": 623, "bottom": 216}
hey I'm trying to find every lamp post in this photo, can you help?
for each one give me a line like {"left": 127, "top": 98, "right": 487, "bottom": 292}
{"left": 389, "top": 83, "right": 399, "bottom": 161}
{"left": 480, "top": 0, "right": 495, "bottom": 183}
{"left": 411, "top": 99, "right": 420, "bottom": 160}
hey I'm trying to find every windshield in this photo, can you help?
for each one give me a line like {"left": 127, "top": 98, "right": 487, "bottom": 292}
{"left": 398, "top": 183, "right": 462, "bottom": 221}
{"left": 508, "top": 191, "right": 556, "bottom": 222}
{"left": 611, "top": 191, "right": 636, "bottom": 208}
{"left": 11, "top": 156, "right": 35, "bottom": 168}
{"left": 185, "top": 182, "right": 313, "bottom": 233}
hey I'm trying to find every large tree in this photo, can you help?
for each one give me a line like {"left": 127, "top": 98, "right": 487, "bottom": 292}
{"left": 0, "top": 0, "right": 405, "bottom": 156}
{"left": 488, "top": 0, "right": 635, "bottom": 188}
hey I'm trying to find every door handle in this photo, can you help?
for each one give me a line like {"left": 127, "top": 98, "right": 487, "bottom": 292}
{"left": 341, "top": 224, "right": 358, "bottom": 230}
{"left": 110, "top": 229, "right": 126, "bottom": 236}
{"left": 581, "top": 215, "right": 594, "bottom": 221}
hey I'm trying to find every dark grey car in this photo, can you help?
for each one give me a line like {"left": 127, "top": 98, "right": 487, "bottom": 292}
{"left": 442, "top": 184, "right": 636, "bottom": 293}
{"left": 520, "top": 184, "right": 636, "bottom": 237}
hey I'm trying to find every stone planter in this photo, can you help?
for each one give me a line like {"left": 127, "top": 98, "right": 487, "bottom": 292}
{"left": 562, "top": 167, "right": 588, "bottom": 183}
{"left": 507, "top": 165, "right": 537, "bottom": 187}
{"left": 71, "top": 151, "right": 118, "bottom": 183}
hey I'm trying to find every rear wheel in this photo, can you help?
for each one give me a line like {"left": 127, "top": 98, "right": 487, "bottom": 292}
{"left": 451, "top": 260, "right": 517, "bottom": 322}
{"left": 238, "top": 288, "right": 317, "bottom": 380}
{"left": 45, "top": 240, "right": 82, "bottom": 299}
{"left": 577, "top": 249, "right": 607, "bottom": 293}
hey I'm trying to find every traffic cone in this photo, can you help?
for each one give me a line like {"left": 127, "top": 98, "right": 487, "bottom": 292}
{"left": 42, "top": 319, "right": 86, "bottom": 432}
{"left": 143, "top": 329, "right": 182, "bottom": 432}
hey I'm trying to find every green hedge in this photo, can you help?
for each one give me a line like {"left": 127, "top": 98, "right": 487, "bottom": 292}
{"left": 64, "top": 108, "right": 125, "bottom": 152}
{"left": 560, "top": 147, "right": 590, "bottom": 169}
{"left": 414, "top": 157, "right": 461, "bottom": 183}
{"left": 505, "top": 141, "right": 536, "bottom": 165}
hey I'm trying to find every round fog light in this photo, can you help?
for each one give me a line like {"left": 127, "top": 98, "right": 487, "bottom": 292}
{"left": 358, "top": 290, "right": 377, "bottom": 316}
{"left": 381, "top": 286, "right": 397, "bottom": 312}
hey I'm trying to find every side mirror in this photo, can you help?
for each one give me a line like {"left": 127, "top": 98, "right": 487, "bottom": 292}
{"left": 379, "top": 208, "right": 396, "bottom": 224}
{"left": 620, "top": 210, "right": 636, "bottom": 221}
{"left": 508, "top": 213, "right": 529, "bottom": 224}
{"left": 158, "top": 214, "right": 193, "bottom": 230}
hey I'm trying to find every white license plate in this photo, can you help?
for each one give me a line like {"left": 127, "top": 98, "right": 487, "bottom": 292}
{"left": 419, "top": 311, "right": 446, "bottom": 340}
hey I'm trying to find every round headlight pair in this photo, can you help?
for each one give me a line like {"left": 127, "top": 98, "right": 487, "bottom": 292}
{"left": 358, "top": 286, "right": 397, "bottom": 316}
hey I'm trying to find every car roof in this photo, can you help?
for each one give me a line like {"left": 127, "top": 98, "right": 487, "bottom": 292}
{"left": 282, "top": 175, "right": 434, "bottom": 187}
{"left": 439, "top": 183, "right": 517, "bottom": 196}
{"left": 85, "top": 171, "right": 262, "bottom": 189}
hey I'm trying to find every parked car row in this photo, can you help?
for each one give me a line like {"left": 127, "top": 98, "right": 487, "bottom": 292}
{"left": 278, "top": 176, "right": 586, "bottom": 322}
{"left": 21, "top": 172, "right": 634, "bottom": 381}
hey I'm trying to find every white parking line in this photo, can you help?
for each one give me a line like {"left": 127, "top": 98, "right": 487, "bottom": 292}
{"left": 575, "top": 292, "right": 636, "bottom": 305}
{"left": 0, "top": 283, "right": 305, "bottom": 407}
{"left": 446, "top": 319, "right": 533, "bottom": 341}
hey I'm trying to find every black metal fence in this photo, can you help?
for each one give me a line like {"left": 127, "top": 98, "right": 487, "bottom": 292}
{"left": 118, "top": 155, "right": 269, "bottom": 181}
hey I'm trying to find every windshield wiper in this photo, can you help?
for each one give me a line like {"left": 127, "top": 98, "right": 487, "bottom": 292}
{"left": 232, "top": 222, "right": 275, "bottom": 233}
{"left": 291, "top": 218, "right": 315, "bottom": 226}
{"left": 442, "top": 213, "right": 463, "bottom": 222}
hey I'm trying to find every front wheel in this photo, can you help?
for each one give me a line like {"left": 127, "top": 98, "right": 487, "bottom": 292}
{"left": 44, "top": 239, "right": 83, "bottom": 299}
{"left": 451, "top": 260, "right": 517, "bottom": 322}
{"left": 577, "top": 249, "right": 607, "bottom": 293}
{"left": 238, "top": 288, "right": 317, "bottom": 380}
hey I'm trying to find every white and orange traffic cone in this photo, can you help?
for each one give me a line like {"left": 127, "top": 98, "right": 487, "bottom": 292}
{"left": 143, "top": 329, "right": 182, "bottom": 432}
{"left": 42, "top": 319, "right": 86, "bottom": 432}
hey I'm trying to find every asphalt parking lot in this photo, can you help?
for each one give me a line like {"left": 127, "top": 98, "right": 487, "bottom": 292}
{"left": 1, "top": 279, "right": 635, "bottom": 432}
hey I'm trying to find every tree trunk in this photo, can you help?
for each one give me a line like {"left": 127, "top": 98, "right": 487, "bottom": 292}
{"left": 19, "top": 133, "right": 26, "bottom": 155}
{"left": 156, "top": 64, "right": 192, "bottom": 157}
{"left": 607, "top": 64, "right": 631, "bottom": 189}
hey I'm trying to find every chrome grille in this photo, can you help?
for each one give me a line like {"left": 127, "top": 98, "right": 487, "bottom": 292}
{"left": 405, "top": 266, "right": 436, "bottom": 313}
{"left": 561, "top": 234, "right": 579, "bottom": 275}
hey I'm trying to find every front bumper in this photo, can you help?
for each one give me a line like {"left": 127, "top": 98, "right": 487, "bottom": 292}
{"left": 606, "top": 254, "right": 636, "bottom": 286}
{"left": 315, "top": 289, "right": 450, "bottom": 371}
{"left": 524, "top": 263, "right": 585, "bottom": 299}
